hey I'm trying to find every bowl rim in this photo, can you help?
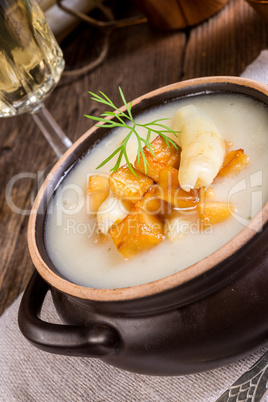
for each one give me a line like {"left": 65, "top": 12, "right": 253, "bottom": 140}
{"left": 28, "top": 76, "right": 268, "bottom": 302}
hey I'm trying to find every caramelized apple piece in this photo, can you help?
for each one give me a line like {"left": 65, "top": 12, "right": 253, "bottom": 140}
{"left": 198, "top": 201, "right": 235, "bottom": 227}
{"left": 134, "top": 135, "right": 180, "bottom": 181}
{"left": 109, "top": 207, "right": 164, "bottom": 258}
{"left": 87, "top": 175, "right": 110, "bottom": 213}
{"left": 199, "top": 186, "right": 216, "bottom": 203}
{"left": 134, "top": 185, "right": 168, "bottom": 216}
{"left": 217, "top": 149, "right": 249, "bottom": 178}
{"left": 157, "top": 167, "right": 199, "bottom": 209}
{"left": 225, "top": 140, "right": 233, "bottom": 150}
{"left": 109, "top": 164, "right": 153, "bottom": 203}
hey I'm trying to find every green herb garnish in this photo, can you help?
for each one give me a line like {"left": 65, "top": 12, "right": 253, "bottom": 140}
{"left": 85, "top": 87, "right": 179, "bottom": 176}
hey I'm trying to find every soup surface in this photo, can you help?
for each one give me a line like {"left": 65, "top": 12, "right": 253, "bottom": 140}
{"left": 45, "top": 93, "right": 268, "bottom": 288}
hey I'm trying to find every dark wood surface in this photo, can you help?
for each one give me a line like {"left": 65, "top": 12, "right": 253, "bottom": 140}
{"left": 0, "top": 0, "right": 268, "bottom": 315}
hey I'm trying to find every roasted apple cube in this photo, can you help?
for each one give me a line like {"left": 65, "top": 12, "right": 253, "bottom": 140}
{"left": 198, "top": 201, "right": 235, "bottom": 227}
{"left": 217, "top": 149, "right": 249, "bottom": 178}
{"left": 159, "top": 166, "right": 179, "bottom": 185}
{"left": 199, "top": 186, "right": 216, "bottom": 203}
{"left": 225, "top": 140, "right": 233, "bottom": 150}
{"left": 134, "top": 185, "right": 168, "bottom": 216}
{"left": 134, "top": 135, "right": 180, "bottom": 181}
{"left": 87, "top": 175, "right": 110, "bottom": 213}
{"left": 157, "top": 167, "right": 199, "bottom": 209}
{"left": 109, "top": 163, "right": 153, "bottom": 203}
{"left": 109, "top": 207, "right": 164, "bottom": 258}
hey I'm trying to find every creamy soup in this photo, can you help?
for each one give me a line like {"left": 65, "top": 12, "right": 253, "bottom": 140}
{"left": 44, "top": 93, "right": 268, "bottom": 288}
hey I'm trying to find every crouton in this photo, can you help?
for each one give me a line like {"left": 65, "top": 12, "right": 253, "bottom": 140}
{"left": 134, "top": 135, "right": 180, "bottom": 181}
{"left": 134, "top": 185, "right": 168, "bottom": 216}
{"left": 109, "top": 207, "right": 164, "bottom": 258}
{"left": 157, "top": 167, "right": 199, "bottom": 209}
{"left": 198, "top": 201, "right": 235, "bottom": 227}
{"left": 87, "top": 175, "right": 110, "bottom": 213}
{"left": 109, "top": 164, "right": 153, "bottom": 203}
{"left": 217, "top": 149, "right": 249, "bottom": 178}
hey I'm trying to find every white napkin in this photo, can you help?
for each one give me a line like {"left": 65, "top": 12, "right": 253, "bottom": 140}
{"left": 40, "top": 0, "right": 102, "bottom": 42}
{"left": 240, "top": 50, "right": 268, "bottom": 84}
{"left": 1, "top": 51, "right": 268, "bottom": 401}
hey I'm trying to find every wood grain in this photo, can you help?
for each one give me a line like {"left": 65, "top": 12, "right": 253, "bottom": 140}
{"left": 0, "top": 0, "right": 267, "bottom": 315}
{"left": 183, "top": 0, "right": 268, "bottom": 79}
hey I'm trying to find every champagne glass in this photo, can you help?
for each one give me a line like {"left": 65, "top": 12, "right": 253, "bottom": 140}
{"left": 0, "top": 0, "right": 72, "bottom": 159}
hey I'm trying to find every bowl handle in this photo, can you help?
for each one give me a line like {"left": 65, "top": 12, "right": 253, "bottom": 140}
{"left": 18, "top": 271, "right": 120, "bottom": 357}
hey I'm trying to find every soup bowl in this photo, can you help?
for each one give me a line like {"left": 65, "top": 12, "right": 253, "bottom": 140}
{"left": 19, "top": 77, "right": 268, "bottom": 376}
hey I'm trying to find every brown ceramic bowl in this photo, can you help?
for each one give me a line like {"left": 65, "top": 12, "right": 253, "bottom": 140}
{"left": 19, "top": 77, "right": 268, "bottom": 376}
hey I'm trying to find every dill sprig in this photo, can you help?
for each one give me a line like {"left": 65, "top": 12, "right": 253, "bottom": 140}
{"left": 85, "top": 87, "right": 179, "bottom": 175}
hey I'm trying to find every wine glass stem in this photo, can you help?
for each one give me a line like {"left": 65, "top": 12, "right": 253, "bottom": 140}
{"left": 31, "top": 104, "right": 72, "bottom": 159}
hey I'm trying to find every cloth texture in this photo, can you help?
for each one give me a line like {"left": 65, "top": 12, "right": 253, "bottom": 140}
{"left": 240, "top": 50, "right": 268, "bottom": 84}
{"left": 1, "top": 50, "right": 268, "bottom": 402}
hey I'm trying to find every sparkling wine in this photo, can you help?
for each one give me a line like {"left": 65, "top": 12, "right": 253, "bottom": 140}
{"left": 0, "top": 0, "right": 64, "bottom": 116}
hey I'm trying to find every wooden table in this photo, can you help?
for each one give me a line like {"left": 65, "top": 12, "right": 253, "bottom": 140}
{"left": 0, "top": 0, "right": 268, "bottom": 315}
